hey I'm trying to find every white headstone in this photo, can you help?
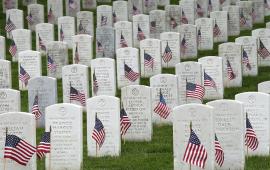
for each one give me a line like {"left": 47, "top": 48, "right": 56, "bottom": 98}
{"left": 150, "top": 74, "right": 178, "bottom": 124}
{"left": 0, "top": 60, "right": 12, "bottom": 88}
{"left": 87, "top": 95, "right": 121, "bottom": 157}
{"left": 250, "top": 0, "right": 264, "bottom": 24}
{"left": 179, "top": 0, "right": 195, "bottom": 25}
{"left": 18, "top": 50, "right": 42, "bottom": 91}
{"left": 2, "top": 0, "right": 18, "bottom": 13}
{"left": 121, "top": 85, "right": 152, "bottom": 141}
{"left": 58, "top": 16, "right": 75, "bottom": 49}
{"left": 149, "top": 10, "right": 166, "bottom": 39}
{"left": 265, "top": 0, "right": 270, "bottom": 16}
{"left": 6, "top": 9, "right": 23, "bottom": 38}
{"left": 219, "top": 42, "right": 242, "bottom": 87}
{"left": 65, "top": 0, "right": 80, "bottom": 17}
{"left": 198, "top": 56, "right": 224, "bottom": 100}
{"left": 195, "top": 18, "right": 214, "bottom": 50}
{"left": 114, "top": 21, "right": 133, "bottom": 50}
{"left": 132, "top": 14, "right": 150, "bottom": 48}
{"left": 142, "top": 0, "right": 157, "bottom": 14}
{"left": 0, "top": 112, "right": 36, "bottom": 170}
{"left": 236, "top": 1, "right": 253, "bottom": 30}
{"left": 222, "top": 5, "right": 240, "bottom": 36}
{"left": 82, "top": 0, "right": 96, "bottom": 9}
{"left": 235, "top": 92, "right": 270, "bottom": 156}
{"left": 195, "top": 0, "right": 208, "bottom": 18}
{"left": 96, "top": 26, "right": 115, "bottom": 58}
{"left": 27, "top": 4, "right": 44, "bottom": 31}
{"left": 128, "top": 0, "right": 143, "bottom": 21}
{"left": 47, "top": 0, "right": 63, "bottom": 24}
{"left": 76, "top": 11, "right": 94, "bottom": 36}
{"left": 207, "top": 100, "right": 245, "bottom": 169}
{"left": 97, "top": 5, "right": 112, "bottom": 28}
{"left": 158, "top": 0, "right": 169, "bottom": 6}
{"left": 140, "top": 38, "right": 162, "bottom": 78}
{"left": 0, "top": 36, "right": 6, "bottom": 60}
{"left": 45, "top": 103, "right": 83, "bottom": 170}
{"left": 113, "top": 1, "right": 128, "bottom": 23}
{"left": 165, "top": 5, "right": 181, "bottom": 32}
{"left": 258, "top": 81, "right": 270, "bottom": 93}
{"left": 210, "top": 11, "right": 228, "bottom": 43}
{"left": 0, "top": 89, "right": 20, "bottom": 114}
{"left": 36, "top": 23, "right": 54, "bottom": 54}
{"left": 23, "top": 0, "right": 36, "bottom": 6}
{"left": 173, "top": 104, "right": 214, "bottom": 170}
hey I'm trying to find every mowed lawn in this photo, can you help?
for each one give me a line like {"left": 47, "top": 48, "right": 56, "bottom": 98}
{"left": 1, "top": 0, "right": 270, "bottom": 169}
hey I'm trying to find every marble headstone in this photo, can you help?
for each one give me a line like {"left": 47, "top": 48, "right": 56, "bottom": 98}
{"left": 236, "top": 1, "right": 253, "bottom": 30}
{"left": 112, "top": 1, "right": 128, "bottom": 23}
{"left": 27, "top": 4, "right": 44, "bottom": 31}
{"left": 222, "top": 5, "right": 240, "bottom": 36}
{"left": 76, "top": 11, "right": 94, "bottom": 36}
{"left": 0, "top": 89, "right": 20, "bottom": 114}
{"left": 179, "top": 0, "right": 195, "bottom": 25}
{"left": 6, "top": 9, "right": 23, "bottom": 38}
{"left": 149, "top": 10, "right": 166, "bottom": 39}
{"left": 97, "top": 5, "right": 113, "bottom": 27}
{"left": 195, "top": 0, "right": 208, "bottom": 18}
{"left": 128, "top": 0, "right": 143, "bottom": 21}
{"left": 258, "top": 81, "right": 270, "bottom": 94}
{"left": 82, "top": 0, "right": 97, "bottom": 9}
{"left": 47, "top": 0, "right": 63, "bottom": 24}
{"left": 0, "top": 37, "right": 6, "bottom": 60}
{"left": 2, "top": 0, "right": 18, "bottom": 13}
{"left": 165, "top": 5, "right": 181, "bottom": 32}
{"left": 114, "top": 21, "right": 133, "bottom": 50}
{"left": 96, "top": 26, "right": 115, "bottom": 58}
{"left": 65, "top": 0, "right": 80, "bottom": 17}
{"left": 250, "top": 0, "right": 264, "bottom": 24}
{"left": 195, "top": 18, "right": 214, "bottom": 50}
{"left": 58, "top": 16, "right": 75, "bottom": 49}
{"left": 0, "top": 60, "right": 12, "bottom": 88}
{"left": 23, "top": 0, "right": 36, "bottom": 6}
{"left": 210, "top": 11, "right": 228, "bottom": 43}
{"left": 36, "top": 23, "right": 54, "bottom": 54}
{"left": 133, "top": 14, "right": 150, "bottom": 48}
{"left": 142, "top": 0, "right": 157, "bottom": 14}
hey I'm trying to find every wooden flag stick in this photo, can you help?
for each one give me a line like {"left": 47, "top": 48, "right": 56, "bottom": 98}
{"left": 3, "top": 128, "right": 8, "bottom": 170}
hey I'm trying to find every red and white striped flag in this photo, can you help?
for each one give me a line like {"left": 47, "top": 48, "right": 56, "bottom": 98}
{"left": 258, "top": 39, "right": 270, "bottom": 59}
{"left": 213, "top": 21, "right": 221, "bottom": 37}
{"left": 186, "top": 81, "right": 205, "bottom": 101}
{"left": 215, "top": 134, "right": 224, "bottom": 167}
{"left": 120, "top": 107, "right": 131, "bottom": 136}
{"left": 26, "top": 12, "right": 34, "bottom": 25}
{"left": 226, "top": 59, "right": 236, "bottom": 80}
{"left": 32, "top": 95, "right": 42, "bottom": 120}
{"left": 153, "top": 89, "right": 170, "bottom": 119}
{"left": 70, "top": 85, "right": 86, "bottom": 106}
{"left": 124, "top": 63, "right": 139, "bottom": 82}
{"left": 5, "top": 16, "right": 16, "bottom": 33}
{"left": 9, "top": 39, "right": 17, "bottom": 57}
{"left": 245, "top": 114, "right": 259, "bottom": 151}
{"left": 162, "top": 42, "right": 173, "bottom": 63}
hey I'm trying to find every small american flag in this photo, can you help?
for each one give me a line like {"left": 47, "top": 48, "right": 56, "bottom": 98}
{"left": 196, "top": 3, "right": 204, "bottom": 17}
{"left": 220, "top": 0, "right": 225, "bottom": 4}
{"left": 26, "top": 12, "right": 34, "bottom": 25}
{"left": 226, "top": 59, "right": 236, "bottom": 80}
{"left": 19, "top": 65, "right": 30, "bottom": 86}
{"left": 153, "top": 89, "right": 170, "bottom": 119}
{"left": 162, "top": 42, "right": 173, "bottom": 63}
{"left": 181, "top": 10, "right": 188, "bottom": 24}
{"left": 97, "top": 40, "right": 104, "bottom": 52}
{"left": 240, "top": 10, "right": 247, "bottom": 26}
{"left": 215, "top": 134, "right": 224, "bottom": 167}
{"left": 245, "top": 114, "right": 259, "bottom": 151}
{"left": 132, "top": 4, "right": 140, "bottom": 15}
{"left": 101, "top": 15, "right": 107, "bottom": 26}
{"left": 47, "top": 54, "right": 56, "bottom": 72}
{"left": 120, "top": 32, "right": 128, "bottom": 48}
{"left": 60, "top": 25, "right": 64, "bottom": 41}
{"left": 243, "top": 49, "right": 252, "bottom": 70}
{"left": 124, "top": 63, "right": 139, "bottom": 82}
{"left": 48, "top": 6, "right": 54, "bottom": 23}
{"left": 32, "top": 95, "right": 42, "bottom": 120}
{"left": 258, "top": 39, "right": 270, "bottom": 59}
{"left": 38, "top": 34, "right": 46, "bottom": 51}
{"left": 144, "top": 51, "right": 154, "bottom": 69}
{"left": 265, "top": 0, "right": 270, "bottom": 9}
{"left": 208, "top": 0, "right": 213, "bottom": 14}
{"left": 183, "top": 127, "right": 207, "bottom": 169}
{"left": 204, "top": 71, "right": 217, "bottom": 89}
{"left": 197, "top": 27, "right": 202, "bottom": 45}
{"left": 9, "top": 39, "right": 17, "bottom": 57}
{"left": 74, "top": 44, "right": 80, "bottom": 64}
{"left": 78, "top": 21, "right": 86, "bottom": 34}
{"left": 4, "top": 134, "right": 36, "bottom": 166}
{"left": 92, "top": 113, "right": 105, "bottom": 149}
{"left": 69, "top": 0, "right": 77, "bottom": 9}
{"left": 93, "top": 70, "right": 99, "bottom": 95}
{"left": 37, "top": 130, "right": 51, "bottom": 159}
{"left": 170, "top": 16, "right": 178, "bottom": 29}
{"left": 186, "top": 81, "right": 205, "bottom": 101}
{"left": 213, "top": 20, "right": 221, "bottom": 37}
{"left": 5, "top": 16, "right": 16, "bottom": 33}
{"left": 180, "top": 35, "right": 188, "bottom": 55}
{"left": 250, "top": 8, "right": 256, "bottom": 21}
{"left": 120, "top": 107, "right": 132, "bottom": 136}
{"left": 113, "top": 11, "right": 117, "bottom": 23}
{"left": 137, "top": 25, "right": 146, "bottom": 41}
{"left": 70, "top": 85, "right": 86, "bottom": 106}
{"left": 150, "top": 21, "right": 156, "bottom": 33}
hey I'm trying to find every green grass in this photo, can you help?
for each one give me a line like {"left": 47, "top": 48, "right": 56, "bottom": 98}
{"left": 2, "top": 0, "right": 270, "bottom": 169}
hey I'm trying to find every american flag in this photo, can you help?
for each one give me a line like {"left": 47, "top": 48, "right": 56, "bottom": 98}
{"left": 220, "top": 0, "right": 225, "bottom": 4}
{"left": 120, "top": 107, "right": 131, "bottom": 136}
{"left": 204, "top": 71, "right": 217, "bottom": 89}
{"left": 170, "top": 16, "right": 178, "bottom": 29}
{"left": 60, "top": 25, "right": 64, "bottom": 41}
{"left": 181, "top": 10, "right": 188, "bottom": 24}
{"left": 5, "top": 16, "right": 16, "bottom": 33}
{"left": 132, "top": 4, "right": 140, "bottom": 15}
{"left": 213, "top": 20, "right": 221, "bottom": 37}
{"left": 240, "top": 10, "right": 247, "bottom": 26}
{"left": 26, "top": 12, "right": 34, "bottom": 25}
{"left": 162, "top": 42, "right": 173, "bottom": 63}
{"left": 153, "top": 89, "right": 170, "bottom": 119}
{"left": 208, "top": 0, "right": 213, "bottom": 14}
{"left": 186, "top": 81, "right": 205, "bottom": 101}
{"left": 265, "top": 0, "right": 270, "bottom": 9}
{"left": 120, "top": 32, "right": 128, "bottom": 48}
{"left": 92, "top": 114, "right": 105, "bottom": 149}
{"left": 78, "top": 21, "right": 85, "bottom": 34}
{"left": 245, "top": 114, "right": 259, "bottom": 151}
{"left": 258, "top": 39, "right": 270, "bottom": 59}
{"left": 243, "top": 49, "right": 252, "bottom": 70}
{"left": 113, "top": 11, "right": 117, "bottom": 23}
{"left": 37, "top": 130, "right": 51, "bottom": 159}
{"left": 93, "top": 70, "right": 98, "bottom": 95}
{"left": 97, "top": 40, "right": 104, "bottom": 52}
{"left": 181, "top": 35, "right": 188, "bottom": 55}
{"left": 150, "top": 21, "right": 156, "bottom": 33}
{"left": 226, "top": 59, "right": 236, "bottom": 80}
{"left": 38, "top": 34, "right": 46, "bottom": 51}
{"left": 69, "top": 0, "right": 76, "bottom": 9}
{"left": 101, "top": 15, "right": 107, "bottom": 26}
{"left": 144, "top": 51, "right": 154, "bottom": 69}
{"left": 9, "top": 39, "right": 17, "bottom": 57}
{"left": 4, "top": 134, "right": 36, "bottom": 166}
{"left": 47, "top": 54, "right": 56, "bottom": 72}
{"left": 250, "top": 8, "right": 256, "bottom": 21}
{"left": 182, "top": 128, "right": 207, "bottom": 169}
{"left": 48, "top": 6, "right": 54, "bottom": 23}
{"left": 74, "top": 44, "right": 80, "bottom": 64}
{"left": 70, "top": 85, "right": 86, "bottom": 106}
{"left": 215, "top": 134, "right": 224, "bottom": 167}
{"left": 124, "top": 63, "right": 139, "bottom": 82}
{"left": 19, "top": 65, "right": 30, "bottom": 86}
{"left": 196, "top": 3, "right": 204, "bottom": 17}
{"left": 197, "top": 27, "right": 202, "bottom": 45}
{"left": 32, "top": 95, "right": 42, "bottom": 120}
{"left": 137, "top": 25, "right": 146, "bottom": 41}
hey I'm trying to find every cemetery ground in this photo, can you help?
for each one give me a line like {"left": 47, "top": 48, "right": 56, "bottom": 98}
{"left": 2, "top": 0, "right": 270, "bottom": 169}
